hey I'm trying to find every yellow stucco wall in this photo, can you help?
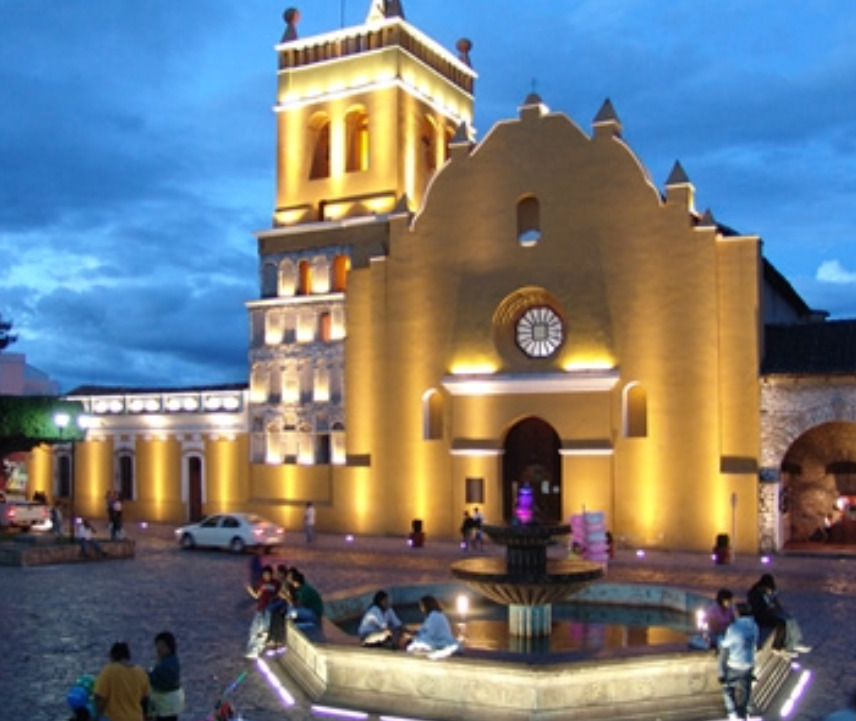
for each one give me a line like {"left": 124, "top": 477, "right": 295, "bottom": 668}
{"left": 28, "top": 21, "right": 763, "bottom": 554}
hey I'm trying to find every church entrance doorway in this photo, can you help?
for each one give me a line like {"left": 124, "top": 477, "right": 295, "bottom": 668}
{"left": 502, "top": 417, "right": 562, "bottom": 523}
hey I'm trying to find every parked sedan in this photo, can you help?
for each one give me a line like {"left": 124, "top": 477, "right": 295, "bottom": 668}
{"left": 175, "top": 513, "right": 285, "bottom": 553}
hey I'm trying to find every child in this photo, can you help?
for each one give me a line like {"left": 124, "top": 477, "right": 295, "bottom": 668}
{"left": 244, "top": 565, "right": 280, "bottom": 659}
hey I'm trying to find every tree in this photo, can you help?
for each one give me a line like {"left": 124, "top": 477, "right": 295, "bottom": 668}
{"left": 0, "top": 314, "right": 17, "bottom": 352}
{"left": 0, "top": 397, "right": 85, "bottom": 458}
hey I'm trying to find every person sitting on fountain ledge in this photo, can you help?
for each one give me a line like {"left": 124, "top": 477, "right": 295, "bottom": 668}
{"left": 406, "top": 595, "right": 461, "bottom": 659}
{"left": 359, "top": 590, "right": 404, "bottom": 649}
{"left": 747, "top": 573, "right": 811, "bottom": 656}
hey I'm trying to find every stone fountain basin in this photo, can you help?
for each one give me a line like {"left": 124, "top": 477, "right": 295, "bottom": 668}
{"left": 450, "top": 556, "right": 604, "bottom": 605}
{"left": 276, "top": 581, "right": 792, "bottom": 721}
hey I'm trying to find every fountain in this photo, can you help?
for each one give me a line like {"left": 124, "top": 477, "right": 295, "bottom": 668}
{"left": 273, "top": 487, "right": 794, "bottom": 720}
{"left": 451, "top": 483, "right": 604, "bottom": 637}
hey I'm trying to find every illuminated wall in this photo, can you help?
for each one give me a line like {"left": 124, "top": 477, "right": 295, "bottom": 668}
{"left": 28, "top": 7, "right": 764, "bottom": 552}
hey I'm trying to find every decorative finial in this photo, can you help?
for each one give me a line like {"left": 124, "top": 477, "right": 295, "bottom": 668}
{"left": 456, "top": 38, "right": 473, "bottom": 67}
{"left": 282, "top": 8, "right": 300, "bottom": 42}
{"left": 367, "top": 0, "right": 404, "bottom": 22}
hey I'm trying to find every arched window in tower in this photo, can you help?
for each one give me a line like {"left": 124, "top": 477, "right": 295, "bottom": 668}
{"left": 250, "top": 311, "right": 265, "bottom": 347}
{"left": 517, "top": 195, "right": 541, "bottom": 246}
{"left": 261, "top": 262, "right": 278, "bottom": 298}
{"left": 250, "top": 364, "right": 270, "bottom": 404}
{"left": 319, "top": 311, "right": 333, "bottom": 342}
{"left": 266, "top": 420, "right": 284, "bottom": 465}
{"left": 421, "top": 115, "right": 437, "bottom": 173}
{"left": 314, "top": 363, "right": 330, "bottom": 402}
{"left": 312, "top": 256, "right": 330, "bottom": 293}
{"left": 309, "top": 112, "right": 331, "bottom": 179}
{"left": 331, "top": 422, "right": 346, "bottom": 465}
{"left": 265, "top": 310, "right": 283, "bottom": 346}
{"left": 331, "top": 255, "right": 350, "bottom": 292}
{"left": 283, "top": 364, "right": 300, "bottom": 403}
{"left": 422, "top": 389, "right": 444, "bottom": 440}
{"left": 278, "top": 259, "right": 297, "bottom": 296}
{"left": 331, "top": 307, "right": 346, "bottom": 341}
{"left": 298, "top": 259, "right": 313, "bottom": 295}
{"left": 345, "top": 106, "right": 370, "bottom": 173}
{"left": 269, "top": 365, "right": 283, "bottom": 403}
{"left": 623, "top": 382, "right": 648, "bottom": 438}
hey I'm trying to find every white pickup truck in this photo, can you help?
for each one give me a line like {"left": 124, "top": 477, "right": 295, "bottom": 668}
{"left": 0, "top": 492, "right": 50, "bottom": 529}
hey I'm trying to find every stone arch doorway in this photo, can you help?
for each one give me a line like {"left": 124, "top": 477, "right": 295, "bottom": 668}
{"left": 780, "top": 421, "right": 856, "bottom": 545}
{"left": 502, "top": 417, "right": 562, "bottom": 523}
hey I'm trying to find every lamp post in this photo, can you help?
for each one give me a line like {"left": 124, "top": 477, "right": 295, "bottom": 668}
{"left": 53, "top": 412, "right": 91, "bottom": 542}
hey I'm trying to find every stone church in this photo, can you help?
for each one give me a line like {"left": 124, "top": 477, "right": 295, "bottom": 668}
{"left": 31, "top": 1, "right": 856, "bottom": 553}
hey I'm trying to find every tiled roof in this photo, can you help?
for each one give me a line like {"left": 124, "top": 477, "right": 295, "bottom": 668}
{"left": 763, "top": 320, "right": 856, "bottom": 375}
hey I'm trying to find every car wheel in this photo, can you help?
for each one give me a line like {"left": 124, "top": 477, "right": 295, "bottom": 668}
{"left": 180, "top": 533, "right": 195, "bottom": 549}
{"left": 230, "top": 537, "right": 246, "bottom": 554}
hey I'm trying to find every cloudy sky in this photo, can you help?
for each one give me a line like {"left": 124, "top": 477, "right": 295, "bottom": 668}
{"left": 2, "top": 1, "right": 855, "bottom": 393}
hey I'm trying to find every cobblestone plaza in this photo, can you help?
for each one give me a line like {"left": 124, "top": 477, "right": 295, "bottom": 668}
{"left": 2, "top": 526, "right": 854, "bottom": 720}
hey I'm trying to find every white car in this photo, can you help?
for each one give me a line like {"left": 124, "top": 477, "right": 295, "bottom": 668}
{"left": 175, "top": 513, "right": 285, "bottom": 553}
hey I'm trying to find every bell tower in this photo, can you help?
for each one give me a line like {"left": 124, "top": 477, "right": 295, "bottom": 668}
{"left": 246, "top": 2, "right": 474, "bottom": 470}
{"left": 272, "top": 1, "right": 476, "bottom": 226}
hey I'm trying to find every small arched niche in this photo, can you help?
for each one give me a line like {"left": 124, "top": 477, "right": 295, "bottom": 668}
{"left": 517, "top": 195, "right": 541, "bottom": 247}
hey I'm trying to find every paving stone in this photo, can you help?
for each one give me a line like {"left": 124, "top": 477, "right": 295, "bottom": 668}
{"left": 0, "top": 526, "right": 851, "bottom": 720}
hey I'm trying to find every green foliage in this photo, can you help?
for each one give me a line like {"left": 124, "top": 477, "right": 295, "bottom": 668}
{"left": 0, "top": 397, "right": 86, "bottom": 455}
{"left": 0, "top": 315, "right": 16, "bottom": 351}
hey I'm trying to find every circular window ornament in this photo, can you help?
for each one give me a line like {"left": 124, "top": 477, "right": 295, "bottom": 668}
{"left": 516, "top": 306, "right": 564, "bottom": 358}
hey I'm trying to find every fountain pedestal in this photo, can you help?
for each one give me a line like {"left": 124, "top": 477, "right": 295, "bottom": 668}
{"left": 451, "top": 523, "right": 604, "bottom": 638}
{"left": 509, "top": 602, "right": 551, "bottom": 636}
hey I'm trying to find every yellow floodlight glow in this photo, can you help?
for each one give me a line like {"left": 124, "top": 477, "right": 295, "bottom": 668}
{"left": 323, "top": 202, "right": 351, "bottom": 221}
{"left": 563, "top": 357, "right": 615, "bottom": 372}
{"left": 450, "top": 363, "right": 497, "bottom": 376}
{"left": 275, "top": 208, "right": 307, "bottom": 226}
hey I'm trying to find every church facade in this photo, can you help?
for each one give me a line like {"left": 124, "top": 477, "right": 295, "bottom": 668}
{"left": 33, "top": 2, "right": 856, "bottom": 553}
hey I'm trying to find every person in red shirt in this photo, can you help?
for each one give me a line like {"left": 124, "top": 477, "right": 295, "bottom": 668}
{"left": 244, "top": 565, "right": 280, "bottom": 659}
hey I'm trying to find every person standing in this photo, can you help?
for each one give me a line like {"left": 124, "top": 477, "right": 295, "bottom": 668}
{"left": 471, "top": 507, "right": 484, "bottom": 550}
{"left": 148, "top": 631, "right": 184, "bottom": 721}
{"left": 111, "top": 493, "right": 124, "bottom": 540}
{"left": 245, "top": 565, "right": 280, "bottom": 659}
{"left": 106, "top": 490, "right": 117, "bottom": 538}
{"left": 50, "top": 502, "right": 63, "bottom": 537}
{"left": 459, "top": 511, "right": 474, "bottom": 550}
{"left": 93, "top": 642, "right": 150, "bottom": 721}
{"left": 304, "top": 502, "right": 315, "bottom": 543}
{"left": 718, "top": 608, "right": 758, "bottom": 721}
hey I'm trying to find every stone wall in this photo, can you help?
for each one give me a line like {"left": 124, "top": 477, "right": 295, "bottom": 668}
{"left": 761, "top": 376, "right": 856, "bottom": 548}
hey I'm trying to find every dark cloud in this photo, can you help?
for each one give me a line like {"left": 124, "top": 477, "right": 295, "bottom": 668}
{"left": 2, "top": 0, "right": 856, "bottom": 393}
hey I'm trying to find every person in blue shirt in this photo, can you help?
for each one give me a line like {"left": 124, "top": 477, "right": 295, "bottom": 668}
{"left": 718, "top": 607, "right": 759, "bottom": 721}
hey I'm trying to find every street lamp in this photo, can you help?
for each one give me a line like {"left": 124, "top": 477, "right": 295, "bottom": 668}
{"left": 53, "top": 412, "right": 91, "bottom": 542}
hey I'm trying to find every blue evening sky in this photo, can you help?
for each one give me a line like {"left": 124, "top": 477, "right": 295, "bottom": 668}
{"left": 1, "top": 1, "right": 855, "bottom": 392}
